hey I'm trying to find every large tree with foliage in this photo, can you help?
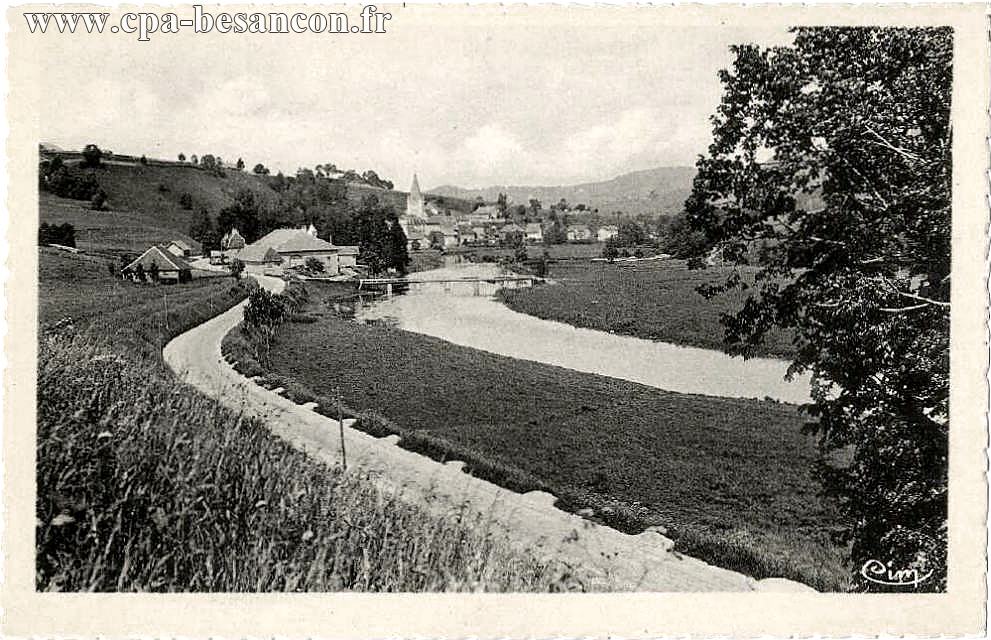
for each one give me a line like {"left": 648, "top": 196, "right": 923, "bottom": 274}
{"left": 686, "top": 27, "right": 951, "bottom": 591}
{"left": 355, "top": 195, "right": 408, "bottom": 275}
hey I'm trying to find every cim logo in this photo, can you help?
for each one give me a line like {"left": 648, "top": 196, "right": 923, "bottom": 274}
{"left": 860, "top": 559, "right": 933, "bottom": 588}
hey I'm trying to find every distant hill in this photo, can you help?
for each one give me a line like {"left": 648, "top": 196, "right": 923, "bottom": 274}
{"left": 429, "top": 166, "right": 696, "bottom": 217}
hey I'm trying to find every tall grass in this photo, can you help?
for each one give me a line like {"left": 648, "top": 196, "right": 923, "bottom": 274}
{"left": 37, "top": 264, "right": 576, "bottom": 591}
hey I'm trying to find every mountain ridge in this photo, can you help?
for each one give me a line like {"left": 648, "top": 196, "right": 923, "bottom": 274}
{"left": 428, "top": 166, "right": 696, "bottom": 217}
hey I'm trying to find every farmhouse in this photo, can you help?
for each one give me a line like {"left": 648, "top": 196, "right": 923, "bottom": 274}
{"left": 429, "top": 224, "right": 459, "bottom": 249}
{"left": 596, "top": 225, "right": 619, "bottom": 242}
{"left": 238, "top": 227, "right": 351, "bottom": 276}
{"left": 166, "top": 239, "right": 201, "bottom": 258}
{"left": 122, "top": 245, "right": 193, "bottom": 283}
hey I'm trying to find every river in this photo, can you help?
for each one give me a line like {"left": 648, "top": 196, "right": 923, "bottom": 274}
{"left": 355, "top": 263, "right": 812, "bottom": 404}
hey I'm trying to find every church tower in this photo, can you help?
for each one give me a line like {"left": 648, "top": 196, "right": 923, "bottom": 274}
{"left": 406, "top": 173, "right": 425, "bottom": 219}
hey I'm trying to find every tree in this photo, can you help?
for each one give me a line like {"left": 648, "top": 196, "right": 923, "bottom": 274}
{"left": 252, "top": 163, "right": 269, "bottom": 175}
{"left": 497, "top": 193, "right": 508, "bottom": 217}
{"left": 615, "top": 221, "right": 647, "bottom": 247}
{"left": 90, "top": 189, "right": 108, "bottom": 211}
{"left": 190, "top": 154, "right": 198, "bottom": 165}
{"left": 134, "top": 263, "right": 146, "bottom": 283}
{"left": 388, "top": 222, "right": 410, "bottom": 275}
{"left": 217, "top": 189, "right": 262, "bottom": 242}
{"left": 659, "top": 214, "right": 708, "bottom": 258}
{"left": 602, "top": 244, "right": 619, "bottom": 261}
{"left": 81, "top": 144, "right": 102, "bottom": 168}
{"left": 148, "top": 261, "right": 159, "bottom": 282}
{"left": 188, "top": 209, "right": 216, "bottom": 249}
{"left": 354, "top": 195, "right": 406, "bottom": 274}
{"left": 229, "top": 258, "right": 245, "bottom": 279}
{"left": 139, "top": 155, "right": 148, "bottom": 166}
{"left": 304, "top": 256, "right": 325, "bottom": 273}
{"left": 178, "top": 153, "right": 186, "bottom": 162}
{"left": 686, "top": 27, "right": 951, "bottom": 591}
{"left": 38, "top": 222, "right": 76, "bottom": 247}
{"left": 236, "top": 157, "right": 245, "bottom": 171}
{"left": 179, "top": 192, "right": 193, "bottom": 210}
{"left": 528, "top": 198, "right": 542, "bottom": 217}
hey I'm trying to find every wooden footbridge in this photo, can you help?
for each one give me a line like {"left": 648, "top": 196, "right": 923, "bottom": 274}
{"left": 358, "top": 274, "right": 545, "bottom": 296}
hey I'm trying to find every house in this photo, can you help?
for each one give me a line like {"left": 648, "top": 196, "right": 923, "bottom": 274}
{"left": 468, "top": 205, "right": 500, "bottom": 223}
{"left": 238, "top": 227, "right": 347, "bottom": 275}
{"left": 596, "top": 225, "right": 619, "bottom": 242}
{"left": 337, "top": 245, "right": 360, "bottom": 270}
{"left": 406, "top": 231, "right": 428, "bottom": 252}
{"left": 566, "top": 224, "right": 593, "bottom": 242}
{"left": 122, "top": 245, "right": 193, "bottom": 283}
{"left": 456, "top": 224, "right": 478, "bottom": 245}
{"left": 165, "top": 239, "right": 201, "bottom": 258}
{"left": 524, "top": 223, "right": 544, "bottom": 243}
{"left": 429, "top": 224, "right": 459, "bottom": 249}
{"left": 221, "top": 228, "right": 246, "bottom": 251}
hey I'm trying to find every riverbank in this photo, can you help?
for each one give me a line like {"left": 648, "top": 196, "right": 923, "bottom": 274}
{"left": 498, "top": 260, "right": 798, "bottom": 359}
{"left": 239, "top": 278, "right": 849, "bottom": 591}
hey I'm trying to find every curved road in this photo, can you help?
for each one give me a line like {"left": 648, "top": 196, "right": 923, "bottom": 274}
{"left": 163, "top": 275, "right": 812, "bottom": 592}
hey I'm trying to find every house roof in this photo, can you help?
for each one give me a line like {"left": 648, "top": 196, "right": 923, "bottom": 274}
{"left": 124, "top": 245, "right": 192, "bottom": 272}
{"left": 502, "top": 223, "right": 524, "bottom": 233}
{"left": 240, "top": 229, "right": 341, "bottom": 263}
{"left": 337, "top": 245, "right": 359, "bottom": 256}
{"left": 169, "top": 239, "right": 192, "bottom": 251}
{"left": 525, "top": 223, "right": 543, "bottom": 233}
{"left": 567, "top": 224, "right": 591, "bottom": 232}
{"left": 238, "top": 244, "right": 282, "bottom": 264}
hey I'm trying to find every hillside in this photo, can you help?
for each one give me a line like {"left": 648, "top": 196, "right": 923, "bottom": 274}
{"left": 430, "top": 166, "right": 696, "bottom": 217}
{"left": 39, "top": 163, "right": 280, "bottom": 257}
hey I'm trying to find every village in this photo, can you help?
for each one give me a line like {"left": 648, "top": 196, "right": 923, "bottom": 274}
{"left": 111, "top": 170, "right": 636, "bottom": 285}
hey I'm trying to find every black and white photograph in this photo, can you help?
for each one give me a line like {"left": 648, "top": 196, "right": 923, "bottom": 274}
{"left": 4, "top": 3, "right": 988, "bottom": 637}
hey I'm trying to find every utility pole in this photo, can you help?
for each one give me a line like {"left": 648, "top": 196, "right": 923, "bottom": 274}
{"left": 337, "top": 388, "right": 347, "bottom": 471}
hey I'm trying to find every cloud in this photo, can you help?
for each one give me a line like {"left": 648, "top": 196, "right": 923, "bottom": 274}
{"left": 426, "top": 108, "right": 702, "bottom": 188}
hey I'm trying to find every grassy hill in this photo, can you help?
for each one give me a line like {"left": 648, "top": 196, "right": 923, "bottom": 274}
{"left": 39, "top": 163, "right": 280, "bottom": 258}
{"left": 430, "top": 166, "right": 696, "bottom": 217}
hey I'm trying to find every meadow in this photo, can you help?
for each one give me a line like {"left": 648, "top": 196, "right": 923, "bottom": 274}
{"left": 231, "top": 282, "right": 850, "bottom": 591}
{"left": 37, "top": 249, "right": 573, "bottom": 591}
{"left": 499, "top": 260, "right": 797, "bottom": 358}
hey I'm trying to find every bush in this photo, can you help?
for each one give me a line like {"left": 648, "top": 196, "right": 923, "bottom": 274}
{"left": 39, "top": 222, "right": 76, "bottom": 248}
{"left": 304, "top": 257, "right": 325, "bottom": 273}
{"left": 90, "top": 190, "right": 108, "bottom": 211}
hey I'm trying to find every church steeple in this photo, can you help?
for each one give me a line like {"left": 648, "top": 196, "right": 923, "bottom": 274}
{"left": 406, "top": 173, "right": 425, "bottom": 218}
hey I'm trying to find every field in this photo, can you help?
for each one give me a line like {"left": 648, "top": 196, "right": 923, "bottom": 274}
{"left": 39, "top": 162, "right": 279, "bottom": 257}
{"left": 37, "top": 250, "right": 571, "bottom": 591}
{"left": 450, "top": 242, "right": 607, "bottom": 263}
{"left": 499, "top": 260, "right": 797, "bottom": 358}
{"left": 243, "top": 282, "right": 849, "bottom": 591}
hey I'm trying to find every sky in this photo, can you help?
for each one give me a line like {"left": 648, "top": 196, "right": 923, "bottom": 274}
{"left": 31, "top": 9, "right": 793, "bottom": 190}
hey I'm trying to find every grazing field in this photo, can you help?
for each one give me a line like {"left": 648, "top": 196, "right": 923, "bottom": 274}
{"left": 499, "top": 260, "right": 797, "bottom": 358}
{"left": 37, "top": 250, "right": 571, "bottom": 591}
{"left": 245, "top": 283, "right": 849, "bottom": 591}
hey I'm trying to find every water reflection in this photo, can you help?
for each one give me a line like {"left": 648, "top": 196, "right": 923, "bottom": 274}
{"left": 354, "top": 263, "right": 812, "bottom": 404}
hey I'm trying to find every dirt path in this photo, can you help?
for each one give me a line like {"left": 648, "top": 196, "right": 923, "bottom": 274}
{"left": 163, "top": 275, "right": 813, "bottom": 592}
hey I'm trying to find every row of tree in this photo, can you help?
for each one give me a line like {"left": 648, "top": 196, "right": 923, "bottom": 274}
{"left": 187, "top": 176, "right": 410, "bottom": 274}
